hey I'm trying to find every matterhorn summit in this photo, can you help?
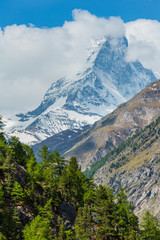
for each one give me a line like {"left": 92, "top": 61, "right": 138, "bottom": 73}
{"left": 5, "top": 36, "right": 156, "bottom": 144}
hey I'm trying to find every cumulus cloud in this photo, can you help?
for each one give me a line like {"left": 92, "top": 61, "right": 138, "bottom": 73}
{"left": 1, "top": 10, "right": 160, "bottom": 115}
{"left": 125, "top": 19, "right": 160, "bottom": 77}
{"left": 0, "top": 9, "right": 124, "bottom": 114}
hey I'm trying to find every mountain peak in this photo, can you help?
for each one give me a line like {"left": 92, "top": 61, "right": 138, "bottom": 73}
{"left": 5, "top": 36, "right": 156, "bottom": 144}
{"left": 94, "top": 36, "right": 128, "bottom": 71}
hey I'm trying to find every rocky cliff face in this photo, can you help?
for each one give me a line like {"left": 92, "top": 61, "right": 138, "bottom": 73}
{"left": 64, "top": 79, "right": 160, "bottom": 171}
{"left": 5, "top": 36, "right": 156, "bottom": 145}
{"left": 93, "top": 116, "right": 160, "bottom": 218}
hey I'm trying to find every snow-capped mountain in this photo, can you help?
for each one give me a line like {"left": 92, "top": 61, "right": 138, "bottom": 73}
{"left": 4, "top": 36, "right": 156, "bottom": 144}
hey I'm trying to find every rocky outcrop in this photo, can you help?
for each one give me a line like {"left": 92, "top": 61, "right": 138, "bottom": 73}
{"left": 59, "top": 202, "right": 76, "bottom": 229}
{"left": 95, "top": 156, "right": 160, "bottom": 218}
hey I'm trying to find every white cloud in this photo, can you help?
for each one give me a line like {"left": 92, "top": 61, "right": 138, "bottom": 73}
{"left": 125, "top": 19, "right": 160, "bottom": 77}
{"left": 0, "top": 10, "right": 125, "bottom": 114}
{"left": 1, "top": 10, "right": 160, "bottom": 116}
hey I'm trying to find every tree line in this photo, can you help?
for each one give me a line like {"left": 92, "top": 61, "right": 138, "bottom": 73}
{"left": 0, "top": 117, "right": 160, "bottom": 239}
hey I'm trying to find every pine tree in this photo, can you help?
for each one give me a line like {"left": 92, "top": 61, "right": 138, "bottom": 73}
{"left": 11, "top": 181, "right": 25, "bottom": 204}
{"left": 93, "top": 185, "right": 116, "bottom": 239}
{"left": 52, "top": 150, "right": 65, "bottom": 177}
{"left": 38, "top": 145, "right": 51, "bottom": 164}
{"left": 83, "top": 178, "right": 96, "bottom": 207}
{"left": 59, "top": 157, "right": 87, "bottom": 207}
{"left": 38, "top": 198, "right": 53, "bottom": 221}
{"left": 1, "top": 207, "right": 16, "bottom": 240}
{"left": 75, "top": 204, "right": 93, "bottom": 240}
{"left": 1, "top": 148, "right": 13, "bottom": 199}
{"left": 4, "top": 173, "right": 12, "bottom": 198}
{"left": 26, "top": 154, "right": 37, "bottom": 179}
{"left": 9, "top": 136, "right": 27, "bottom": 167}
{"left": 12, "top": 207, "right": 22, "bottom": 240}
{"left": 23, "top": 215, "right": 52, "bottom": 240}
{"left": 140, "top": 211, "right": 160, "bottom": 239}
{"left": 75, "top": 207, "right": 83, "bottom": 239}
{"left": 0, "top": 138, "right": 7, "bottom": 162}
{"left": 115, "top": 189, "right": 139, "bottom": 238}
{"left": 57, "top": 216, "right": 66, "bottom": 240}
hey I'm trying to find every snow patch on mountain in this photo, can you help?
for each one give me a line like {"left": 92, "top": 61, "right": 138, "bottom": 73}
{"left": 4, "top": 36, "right": 156, "bottom": 145}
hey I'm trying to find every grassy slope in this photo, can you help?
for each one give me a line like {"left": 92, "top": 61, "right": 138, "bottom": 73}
{"left": 85, "top": 116, "right": 160, "bottom": 178}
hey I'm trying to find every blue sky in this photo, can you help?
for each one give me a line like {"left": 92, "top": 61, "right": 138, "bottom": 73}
{"left": 0, "top": 0, "right": 159, "bottom": 28}
{"left": 1, "top": 0, "right": 160, "bottom": 114}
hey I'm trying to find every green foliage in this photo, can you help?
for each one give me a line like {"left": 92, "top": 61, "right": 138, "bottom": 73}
{"left": 57, "top": 216, "right": 66, "bottom": 240}
{"left": 115, "top": 188, "right": 139, "bottom": 238}
{"left": 59, "top": 157, "right": 91, "bottom": 207}
{"left": 0, "top": 121, "right": 159, "bottom": 240}
{"left": 0, "top": 184, "right": 4, "bottom": 206}
{"left": 0, "top": 207, "right": 22, "bottom": 240}
{"left": 38, "top": 198, "right": 53, "bottom": 220}
{"left": 52, "top": 150, "right": 65, "bottom": 177}
{"left": 12, "top": 207, "right": 23, "bottom": 240}
{"left": 23, "top": 215, "right": 52, "bottom": 240}
{"left": 0, "top": 232, "right": 7, "bottom": 240}
{"left": 38, "top": 145, "right": 52, "bottom": 164}
{"left": 8, "top": 137, "right": 28, "bottom": 167}
{"left": 83, "top": 181, "right": 96, "bottom": 206}
{"left": 26, "top": 154, "right": 37, "bottom": 178}
{"left": 0, "top": 139, "right": 8, "bottom": 163}
{"left": 0, "top": 207, "right": 13, "bottom": 239}
{"left": 37, "top": 147, "right": 65, "bottom": 195}
{"left": 75, "top": 204, "right": 93, "bottom": 239}
{"left": 65, "top": 229, "right": 75, "bottom": 240}
{"left": 11, "top": 181, "right": 25, "bottom": 204}
{"left": 140, "top": 211, "right": 160, "bottom": 239}
{"left": 93, "top": 185, "right": 116, "bottom": 239}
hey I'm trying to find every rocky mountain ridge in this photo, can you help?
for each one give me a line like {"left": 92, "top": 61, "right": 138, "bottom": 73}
{"left": 63, "top": 79, "right": 160, "bottom": 171}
